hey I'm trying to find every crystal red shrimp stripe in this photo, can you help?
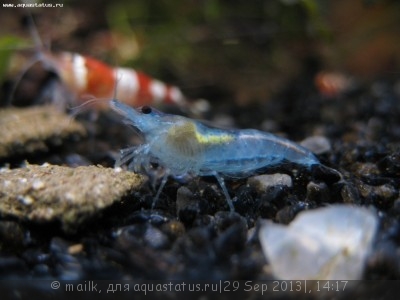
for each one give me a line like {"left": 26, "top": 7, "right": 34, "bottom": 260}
{"left": 11, "top": 12, "right": 207, "bottom": 114}
{"left": 40, "top": 51, "right": 188, "bottom": 111}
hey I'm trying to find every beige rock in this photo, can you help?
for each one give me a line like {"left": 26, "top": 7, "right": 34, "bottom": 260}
{"left": 0, "top": 106, "right": 86, "bottom": 159}
{"left": 0, "top": 164, "right": 144, "bottom": 232}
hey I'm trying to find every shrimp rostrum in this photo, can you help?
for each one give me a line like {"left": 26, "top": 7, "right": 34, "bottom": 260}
{"left": 110, "top": 100, "right": 321, "bottom": 211}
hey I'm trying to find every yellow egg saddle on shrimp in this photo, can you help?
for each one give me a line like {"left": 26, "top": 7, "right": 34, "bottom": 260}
{"left": 110, "top": 100, "right": 320, "bottom": 211}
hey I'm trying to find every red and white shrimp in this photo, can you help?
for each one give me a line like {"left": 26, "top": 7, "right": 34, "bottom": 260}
{"left": 10, "top": 14, "right": 208, "bottom": 114}
{"left": 38, "top": 50, "right": 196, "bottom": 111}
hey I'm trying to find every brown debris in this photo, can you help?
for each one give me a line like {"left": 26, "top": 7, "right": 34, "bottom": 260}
{"left": 0, "top": 164, "right": 144, "bottom": 232}
{"left": 0, "top": 106, "right": 86, "bottom": 159}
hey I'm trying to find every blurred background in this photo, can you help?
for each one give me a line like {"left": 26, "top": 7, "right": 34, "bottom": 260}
{"left": 0, "top": 0, "right": 399, "bottom": 129}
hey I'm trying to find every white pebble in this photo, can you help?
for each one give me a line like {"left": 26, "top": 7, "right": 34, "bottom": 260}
{"left": 32, "top": 180, "right": 45, "bottom": 190}
{"left": 114, "top": 167, "right": 123, "bottom": 173}
{"left": 17, "top": 195, "right": 35, "bottom": 205}
{"left": 259, "top": 205, "right": 378, "bottom": 280}
{"left": 64, "top": 192, "right": 76, "bottom": 203}
{"left": 19, "top": 178, "right": 28, "bottom": 184}
{"left": 248, "top": 174, "right": 292, "bottom": 191}
{"left": 300, "top": 136, "right": 331, "bottom": 154}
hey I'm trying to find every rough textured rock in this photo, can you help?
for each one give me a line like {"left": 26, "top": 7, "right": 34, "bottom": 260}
{"left": 0, "top": 164, "right": 144, "bottom": 232}
{"left": 0, "top": 106, "right": 86, "bottom": 159}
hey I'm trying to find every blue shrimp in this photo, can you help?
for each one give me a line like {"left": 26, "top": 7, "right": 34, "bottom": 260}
{"left": 110, "top": 99, "right": 320, "bottom": 211}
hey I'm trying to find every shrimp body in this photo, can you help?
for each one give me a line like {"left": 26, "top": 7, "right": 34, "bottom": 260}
{"left": 40, "top": 51, "right": 188, "bottom": 111}
{"left": 110, "top": 100, "right": 320, "bottom": 210}
{"left": 12, "top": 13, "right": 207, "bottom": 114}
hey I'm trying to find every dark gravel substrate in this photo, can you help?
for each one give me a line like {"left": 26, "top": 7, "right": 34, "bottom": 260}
{"left": 1, "top": 73, "right": 400, "bottom": 289}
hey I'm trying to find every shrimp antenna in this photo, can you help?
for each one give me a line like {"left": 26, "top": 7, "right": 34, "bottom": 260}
{"left": 25, "top": 9, "right": 45, "bottom": 52}
{"left": 67, "top": 97, "right": 106, "bottom": 117}
{"left": 68, "top": 71, "right": 123, "bottom": 117}
{"left": 6, "top": 8, "right": 45, "bottom": 106}
{"left": 113, "top": 70, "right": 123, "bottom": 100}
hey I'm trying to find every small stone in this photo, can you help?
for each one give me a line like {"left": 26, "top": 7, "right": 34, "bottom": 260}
{"left": 143, "top": 226, "right": 170, "bottom": 249}
{"left": 32, "top": 180, "right": 45, "bottom": 190}
{"left": 21, "top": 249, "right": 50, "bottom": 266}
{"left": 340, "top": 183, "right": 361, "bottom": 204}
{"left": 357, "top": 181, "right": 398, "bottom": 203}
{"left": 0, "top": 221, "right": 25, "bottom": 249}
{"left": 161, "top": 220, "right": 186, "bottom": 240}
{"left": 259, "top": 205, "right": 378, "bottom": 280}
{"left": 377, "top": 153, "right": 400, "bottom": 176}
{"left": 300, "top": 136, "right": 331, "bottom": 155}
{"left": 68, "top": 244, "right": 84, "bottom": 255}
{"left": 354, "top": 162, "right": 380, "bottom": 177}
{"left": 306, "top": 181, "right": 330, "bottom": 203}
{"left": 17, "top": 195, "right": 35, "bottom": 205}
{"left": 248, "top": 174, "right": 292, "bottom": 192}
{"left": 116, "top": 224, "right": 170, "bottom": 250}
{"left": 50, "top": 237, "right": 71, "bottom": 255}
{"left": 374, "top": 184, "right": 398, "bottom": 201}
{"left": 214, "top": 222, "right": 247, "bottom": 259}
{"left": 176, "top": 186, "right": 203, "bottom": 225}
{"left": 312, "top": 164, "right": 342, "bottom": 184}
{"left": 176, "top": 186, "right": 196, "bottom": 215}
{"left": 275, "top": 201, "right": 310, "bottom": 224}
{"left": 258, "top": 186, "right": 290, "bottom": 220}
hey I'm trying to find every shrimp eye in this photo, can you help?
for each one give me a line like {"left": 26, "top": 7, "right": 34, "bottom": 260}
{"left": 141, "top": 106, "right": 152, "bottom": 114}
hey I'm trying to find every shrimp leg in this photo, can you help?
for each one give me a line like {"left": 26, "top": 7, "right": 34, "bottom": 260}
{"left": 151, "top": 171, "right": 235, "bottom": 211}
{"left": 115, "top": 144, "right": 150, "bottom": 171}
{"left": 213, "top": 172, "right": 235, "bottom": 212}
{"left": 115, "top": 147, "right": 138, "bottom": 167}
{"left": 152, "top": 171, "right": 170, "bottom": 209}
{"left": 116, "top": 144, "right": 168, "bottom": 209}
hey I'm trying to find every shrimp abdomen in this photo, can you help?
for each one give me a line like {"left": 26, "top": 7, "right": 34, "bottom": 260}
{"left": 200, "top": 129, "right": 319, "bottom": 176}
